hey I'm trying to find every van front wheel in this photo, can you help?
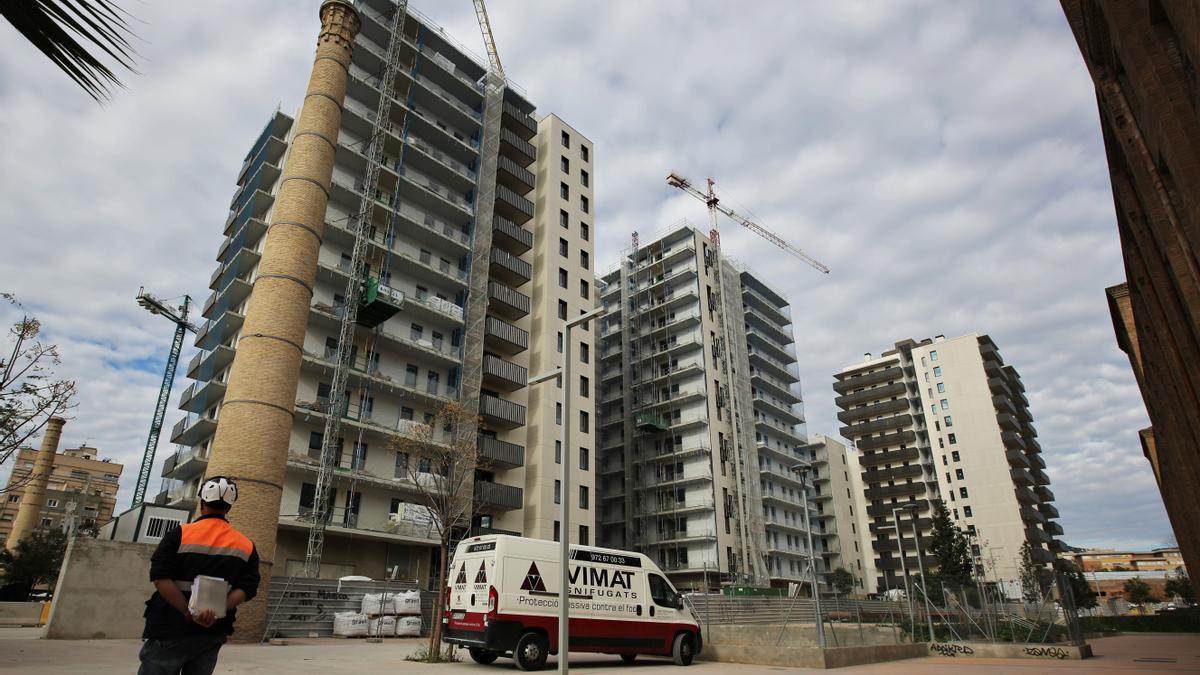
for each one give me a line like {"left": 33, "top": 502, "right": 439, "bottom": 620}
{"left": 672, "top": 632, "right": 695, "bottom": 666}
{"left": 620, "top": 654, "right": 637, "bottom": 663}
{"left": 514, "top": 632, "right": 549, "bottom": 671}
{"left": 468, "top": 647, "right": 498, "bottom": 664}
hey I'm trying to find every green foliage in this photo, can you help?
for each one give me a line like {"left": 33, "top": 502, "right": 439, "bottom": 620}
{"left": 1018, "top": 542, "right": 1049, "bottom": 604}
{"left": 0, "top": 528, "right": 69, "bottom": 598}
{"left": 1164, "top": 567, "right": 1195, "bottom": 605}
{"left": 1123, "top": 577, "right": 1156, "bottom": 608}
{"left": 1080, "top": 610, "right": 1200, "bottom": 633}
{"left": 927, "top": 500, "right": 973, "bottom": 590}
{"left": 830, "top": 567, "right": 855, "bottom": 596}
{"left": 1064, "top": 561, "right": 1098, "bottom": 609}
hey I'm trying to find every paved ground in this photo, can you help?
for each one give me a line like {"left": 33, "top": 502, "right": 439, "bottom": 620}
{"left": 0, "top": 627, "right": 1197, "bottom": 673}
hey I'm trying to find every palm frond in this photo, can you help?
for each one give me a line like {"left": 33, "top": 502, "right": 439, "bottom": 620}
{"left": 2, "top": 0, "right": 138, "bottom": 102}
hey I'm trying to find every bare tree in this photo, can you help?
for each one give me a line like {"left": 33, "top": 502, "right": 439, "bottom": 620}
{"left": 1, "top": 294, "right": 76, "bottom": 490}
{"left": 391, "top": 401, "right": 484, "bottom": 661}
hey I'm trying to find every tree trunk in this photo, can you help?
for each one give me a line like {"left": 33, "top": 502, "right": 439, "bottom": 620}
{"left": 428, "top": 537, "right": 449, "bottom": 660}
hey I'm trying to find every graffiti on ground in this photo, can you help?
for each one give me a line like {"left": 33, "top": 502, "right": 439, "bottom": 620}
{"left": 929, "top": 643, "right": 974, "bottom": 657}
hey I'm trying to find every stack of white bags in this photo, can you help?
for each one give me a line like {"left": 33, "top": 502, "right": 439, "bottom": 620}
{"left": 332, "top": 590, "right": 423, "bottom": 637}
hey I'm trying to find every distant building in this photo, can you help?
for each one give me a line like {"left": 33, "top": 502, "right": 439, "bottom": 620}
{"left": 806, "top": 434, "right": 870, "bottom": 593}
{"left": 0, "top": 445, "right": 123, "bottom": 544}
{"left": 833, "top": 334, "right": 1064, "bottom": 594}
{"left": 1061, "top": 0, "right": 1200, "bottom": 592}
{"left": 1072, "top": 547, "right": 1186, "bottom": 573}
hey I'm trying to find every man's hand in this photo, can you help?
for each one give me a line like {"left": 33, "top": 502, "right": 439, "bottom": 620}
{"left": 226, "top": 588, "right": 247, "bottom": 612}
{"left": 192, "top": 609, "right": 218, "bottom": 628}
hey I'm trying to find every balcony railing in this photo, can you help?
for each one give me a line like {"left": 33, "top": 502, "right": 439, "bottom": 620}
{"left": 484, "top": 315, "right": 528, "bottom": 353}
{"left": 482, "top": 353, "right": 528, "bottom": 389}
{"left": 499, "top": 126, "right": 536, "bottom": 162}
{"left": 492, "top": 215, "right": 533, "bottom": 252}
{"left": 474, "top": 480, "right": 523, "bottom": 510}
{"left": 833, "top": 365, "right": 904, "bottom": 394}
{"left": 477, "top": 434, "right": 525, "bottom": 468}
{"left": 480, "top": 394, "right": 526, "bottom": 428}
{"left": 488, "top": 280, "right": 530, "bottom": 317}
{"left": 490, "top": 246, "right": 532, "bottom": 283}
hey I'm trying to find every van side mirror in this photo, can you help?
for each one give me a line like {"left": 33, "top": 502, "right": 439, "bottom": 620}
{"left": 675, "top": 596, "right": 684, "bottom": 610}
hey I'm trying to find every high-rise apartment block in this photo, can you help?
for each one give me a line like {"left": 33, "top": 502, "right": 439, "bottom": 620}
{"left": 833, "top": 334, "right": 1063, "bottom": 594}
{"left": 0, "top": 444, "right": 123, "bottom": 545}
{"left": 805, "top": 434, "right": 869, "bottom": 592}
{"left": 1062, "top": 0, "right": 1200, "bottom": 592}
{"left": 596, "top": 223, "right": 815, "bottom": 590}
{"left": 160, "top": 0, "right": 594, "bottom": 582}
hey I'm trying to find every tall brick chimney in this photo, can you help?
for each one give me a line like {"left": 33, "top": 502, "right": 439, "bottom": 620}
{"left": 202, "top": 0, "right": 360, "bottom": 641}
{"left": 7, "top": 417, "right": 66, "bottom": 551}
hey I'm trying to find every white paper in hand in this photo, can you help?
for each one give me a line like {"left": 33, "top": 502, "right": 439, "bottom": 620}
{"left": 188, "top": 575, "right": 229, "bottom": 619}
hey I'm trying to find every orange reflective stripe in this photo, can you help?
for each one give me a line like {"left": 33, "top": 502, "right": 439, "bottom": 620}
{"left": 179, "top": 518, "right": 253, "bottom": 557}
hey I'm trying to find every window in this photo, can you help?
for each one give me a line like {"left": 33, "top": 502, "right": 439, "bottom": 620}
{"left": 405, "top": 364, "right": 419, "bottom": 386}
{"left": 930, "top": 350, "right": 938, "bottom": 361}
{"left": 580, "top": 250, "right": 589, "bottom": 269}
{"left": 561, "top": 130, "right": 570, "bottom": 148}
{"left": 580, "top": 223, "right": 589, "bottom": 241}
{"left": 955, "top": 468, "right": 965, "bottom": 480}
{"left": 940, "top": 399, "right": 949, "bottom": 410}
{"left": 580, "top": 486, "right": 589, "bottom": 509}
{"left": 580, "top": 169, "right": 589, "bottom": 187}
{"left": 556, "top": 403, "right": 563, "bottom": 425}
{"left": 579, "top": 342, "right": 590, "bottom": 363}
{"left": 560, "top": 183, "right": 569, "bottom": 199}
{"left": 559, "top": 238, "right": 569, "bottom": 256}
{"left": 580, "top": 195, "right": 589, "bottom": 213}
{"left": 920, "top": 357, "right": 927, "bottom": 367}
{"left": 401, "top": 406, "right": 414, "bottom": 420}
{"left": 394, "top": 452, "right": 409, "bottom": 477}
{"left": 580, "top": 145, "right": 589, "bottom": 162}
{"left": 948, "top": 433, "right": 957, "bottom": 445}
{"left": 560, "top": 210, "right": 569, "bottom": 228}
{"left": 963, "top": 506, "right": 973, "bottom": 518}
{"left": 557, "top": 331, "right": 563, "bottom": 353}
{"left": 933, "top": 366, "right": 942, "bottom": 377}
{"left": 553, "top": 521, "right": 560, "bottom": 542}
{"left": 350, "top": 442, "right": 368, "bottom": 470}
{"left": 579, "top": 525, "right": 589, "bottom": 545}
{"left": 579, "top": 375, "right": 590, "bottom": 398}
{"left": 561, "top": 156, "right": 569, "bottom": 173}
{"left": 558, "top": 300, "right": 567, "bottom": 319}
{"left": 937, "top": 382, "right": 945, "bottom": 393}
{"left": 46, "top": 499, "right": 58, "bottom": 508}
{"left": 951, "top": 451, "right": 960, "bottom": 462}
{"left": 144, "top": 516, "right": 181, "bottom": 539}
{"left": 554, "top": 440, "right": 562, "bottom": 464}
{"left": 579, "top": 447, "right": 589, "bottom": 470}
{"left": 579, "top": 410, "right": 590, "bottom": 433}
{"left": 944, "top": 416, "right": 953, "bottom": 427}
{"left": 419, "top": 457, "right": 432, "bottom": 474}
{"left": 6, "top": 495, "right": 17, "bottom": 503}
{"left": 554, "top": 480, "right": 561, "bottom": 504}
{"left": 648, "top": 574, "right": 678, "bottom": 608}
{"left": 580, "top": 279, "right": 589, "bottom": 299}
{"left": 959, "top": 487, "right": 968, "bottom": 498}
{"left": 559, "top": 268, "right": 568, "bottom": 289}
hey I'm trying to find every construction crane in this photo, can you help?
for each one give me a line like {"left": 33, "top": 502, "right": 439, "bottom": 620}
{"left": 666, "top": 172, "right": 830, "bottom": 274}
{"left": 133, "top": 288, "right": 196, "bottom": 508}
{"left": 472, "top": 0, "right": 504, "bottom": 76}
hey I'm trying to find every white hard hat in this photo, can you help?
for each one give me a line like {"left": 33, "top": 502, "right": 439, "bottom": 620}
{"left": 199, "top": 476, "right": 238, "bottom": 506}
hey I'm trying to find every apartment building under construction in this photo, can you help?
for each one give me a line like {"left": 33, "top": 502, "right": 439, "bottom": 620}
{"left": 596, "top": 222, "right": 815, "bottom": 590}
{"left": 159, "top": 0, "right": 595, "bottom": 582}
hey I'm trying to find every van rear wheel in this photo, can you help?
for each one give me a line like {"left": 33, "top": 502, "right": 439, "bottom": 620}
{"left": 514, "top": 631, "right": 549, "bottom": 671}
{"left": 620, "top": 654, "right": 637, "bottom": 663}
{"left": 468, "top": 647, "right": 498, "bottom": 664}
{"left": 672, "top": 632, "right": 695, "bottom": 666}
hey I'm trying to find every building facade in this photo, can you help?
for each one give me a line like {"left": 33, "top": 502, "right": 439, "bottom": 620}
{"left": 0, "top": 445, "right": 123, "bottom": 544}
{"left": 833, "top": 334, "right": 1064, "bottom": 595}
{"left": 1062, "top": 0, "right": 1200, "bottom": 592}
{"left": 806, "top": 434, "right": 870, "bottom": 593}
{"left": 160, "top": 0, "right": 594, "bottom": 582}
{"left": 596, "top": 223, "right": 815, "bottom": 590}
{"left": 1072, "top": 547, "right": 1186, "bottom": 573}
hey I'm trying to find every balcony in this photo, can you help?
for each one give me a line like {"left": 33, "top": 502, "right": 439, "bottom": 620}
{"left": 489, "top": 247, "right": 532, "bottom": 286}
{"left": 635, "top": 413, "right": 670, "bottom": 432}
{"left": 1010, "top": 467, "right": 1034, "bottom": 486}
{"left": 837, "top": 398, "right": 909, "bottom": 424}
{"left": 169, "top": 414, "right": 217, "bottom": 446}
{"left": 833, "top": 365, "right": 904, "bottom": 394}
{"left": 1005, "top": 449, "right": 1031, "bottom": 469}
{"left": 1038, "top": 502, "right": 1060, "bottom": 519}
{"left": 1020, "top": 506, "right": 1046, "bottom": 525}
{"left": 992, "top": 394, "right": 1017, "bottom": 416}
{"left": 179, "top": 379, "right": 227, "bottom": 414}
{"left": 856, "top": 430, "right": 917, "bottom": 451}
{"left": 502, "top": 100, "right": 537, "bottom": 138}
{"left": 1001, "top": 431, "right": 1026, "bottom": 451}
{"left": 497, "top": 154, "right": 535, "bottom": 193}
{"left": 495, "top": 184, "right": 534, "bottom": 224}
{"left": 160, "top": 445, "right": 209, "bottom": 480}
{"left": 840, "top": 414, "right": 912, "bottom": 439}
{"left": 482, "top": 353, "right": 528, "bottom": 391}
{"left": 484, "top": 315, "right": 528, "bottom": 355}
{"left": 862, "top": 464, "right": 924, "bottom": 483}
{"left": 186, "top": 345, "right": 236, "bottom": 382}
{"left": 480, "top": 393, "right": 526, "bottom": 429}
{"left": 1035, "top": 485, "right": 1055, "bottom": 501}
{"left": 488, "top": 280, "right": 530, "bottom": 319}
{"left": 866, "top": 499, "right": 929, "bottom": 518}
{"left": 1044, "top": 521, "right": 1064, "bottom": 536}
{"left": 864, "top": 482, "right": 930, "bottom": 500}
{"left": 499, "top": 126, "right": 536, "bottom": 165}
{"left": 1024, "top": 527, "right": 1051, "bottom": 544}
{"left": 1014, "top": 485, "right": 1038, "bottom": 505}
{"left": 492, "top": 215, "right": 532, "bottom": 254}
{"left": 751, "top": 371, "right": 802, "bottom": 404}
{"left": 475, "top": 480, "right": 523, "bottom": 510}
{"left": 833, "top": 381, "right": 907, "bottom": 409}
{"left": 478, "top": 434, "right": 524, "bottom": 469}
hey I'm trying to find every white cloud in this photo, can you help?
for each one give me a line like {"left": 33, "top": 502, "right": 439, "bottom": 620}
{"left": 0, "top": 0, "right": 1166, "bottom": 548}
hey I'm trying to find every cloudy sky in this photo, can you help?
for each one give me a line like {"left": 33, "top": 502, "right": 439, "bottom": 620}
{"left": 0, "top": 1, "right": 1171, "bottom": 550}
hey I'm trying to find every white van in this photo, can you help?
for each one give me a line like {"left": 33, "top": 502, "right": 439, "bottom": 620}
{"left": 443, "top": 535, "right": 701, "bottom": 670}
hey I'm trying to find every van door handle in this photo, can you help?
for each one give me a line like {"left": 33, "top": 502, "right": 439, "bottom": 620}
{"left": 649, "top": 606, "right": 655, "bottom": 617}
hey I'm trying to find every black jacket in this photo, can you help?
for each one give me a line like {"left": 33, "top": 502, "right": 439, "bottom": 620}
{"left": 143, "top": 514, "right": 260, "bottom": 638}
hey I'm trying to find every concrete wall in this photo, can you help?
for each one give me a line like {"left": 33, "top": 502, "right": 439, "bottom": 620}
{"left": 44, "top": 538, "right": 156, "bottom": 639}
{"left": 0, "top": 601, "right": 46, "bottom": 626}
{"left": 926, "top": 641, "right": 1092, "bottom": 660}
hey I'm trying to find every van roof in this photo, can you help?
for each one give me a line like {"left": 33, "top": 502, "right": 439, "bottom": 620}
{"left": 457, "top": 534, "right": 652, "bottom": 562}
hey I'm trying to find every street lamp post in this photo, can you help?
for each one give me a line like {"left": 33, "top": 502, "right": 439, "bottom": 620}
{"left": 790, "top": 462, "right": 826, "bottom": 649}
{"left": 530, "top": 306, "right": 605, "bottom": 675}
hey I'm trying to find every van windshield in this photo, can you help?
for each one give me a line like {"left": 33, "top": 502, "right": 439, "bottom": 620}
{"left": 648, "top": 573, "right": 677, "bottom": 608}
